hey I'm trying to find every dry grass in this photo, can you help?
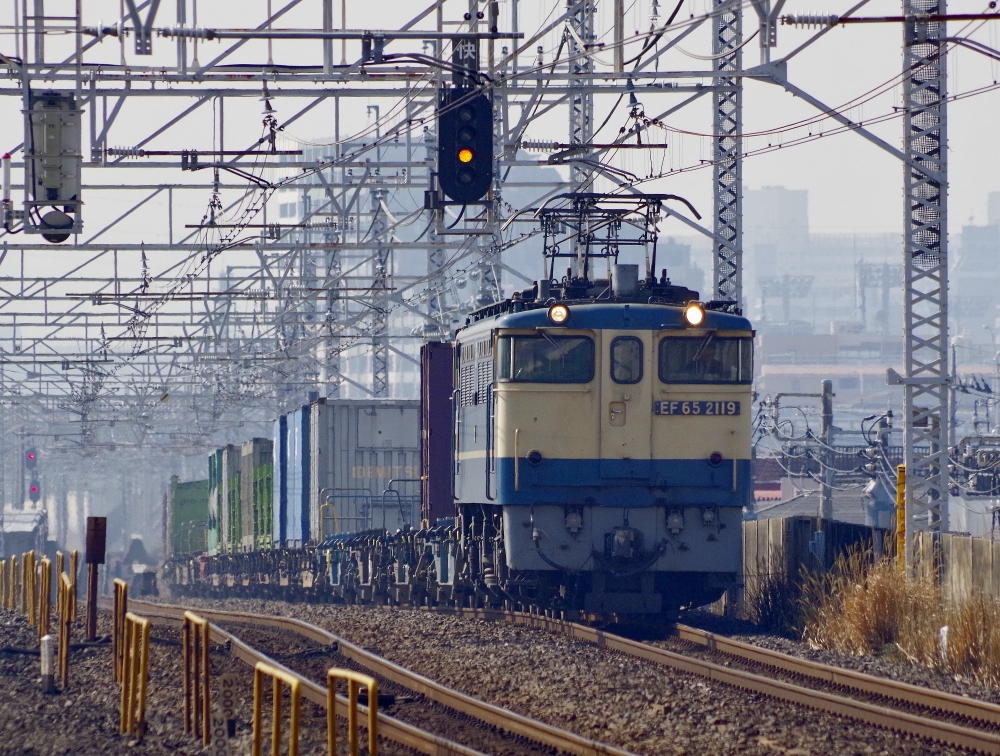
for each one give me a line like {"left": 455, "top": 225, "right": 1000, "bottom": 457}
{"left": 740, "top": 562, "right": 801, "bottom": 635}
{"left": 800, "top": 548, "right": 1000, "bottom": 685}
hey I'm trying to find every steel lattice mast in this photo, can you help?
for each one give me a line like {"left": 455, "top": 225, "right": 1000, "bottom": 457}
{"left": 712, "top": 0, "right": 743, "bottom": 310}
{"left": 371, "top": 187, "right": 390, "bottom": 398}
{"left": 567, "top": 0, "right": 595, "bottom": 280}
{"left": 902, "top": 0, "right": 949, "bottom": 559}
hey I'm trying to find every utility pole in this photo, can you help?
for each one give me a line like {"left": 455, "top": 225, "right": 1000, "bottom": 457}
{"left": 820, "top": 379, "right": 834, "bottom": 520}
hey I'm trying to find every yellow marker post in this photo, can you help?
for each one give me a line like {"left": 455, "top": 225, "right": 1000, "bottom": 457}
{"left": 182, "top": 611, "right": 211, "bottom": 746}
{"left": 253, "top": 662, "right": 302, "bottom": 756}
{"left": 896, "top": 464, "right": 906, "bottom": 570}
{"left": 38, "top": 558, "right": 51, "bottom": 641}
{"left": 113, "top": 579, "right": 128, "bottom": 683}
{"left": 55, "top": 552, "right": 64, "bottom": 617}
{"left": 327, "top": 668, "right": 378, "bottom": 756}
{"left": 9, "top": 555, "right": 17, "bottom": 611}
{"left": 21, "top": 552, "right": 30, "bottom": 618}
{"left": 69, "top": 550, "right": 79, "bottom": 620}
{"left": 58, "top": 573, "right": 72, "bottom": 688}
{"left": 120, "top": 612, "right": 151, "bottom": 739}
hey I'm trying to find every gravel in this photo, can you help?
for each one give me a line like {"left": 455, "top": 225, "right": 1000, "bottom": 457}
{"left": 0, "top": 606, "right": 349, "bottom": 756}
{"left": 0, "top": 608, "right": 208, "bottom": 756}
{"left": 153, "top": 594, "right": 981, "bottom": 755}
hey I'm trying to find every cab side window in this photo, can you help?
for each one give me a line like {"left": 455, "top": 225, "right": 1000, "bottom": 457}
{"left": 658, "top": 335, "right": 753, "bottom": 384}
{"left": 496, "top": 335, "right": 594, "bottom": 383}
{"left": 610, "top": 336, "right": 643, "bottom": 384}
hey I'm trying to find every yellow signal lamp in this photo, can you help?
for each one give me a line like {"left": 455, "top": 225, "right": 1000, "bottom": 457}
{"left": 683, "top": 301, "right": 706, "bottom": 327}
{"left": 547, "top": 303, "right": 570, "bottom": 324}
{"left": 458, "top": 148, "right": 474, "bottom": 163}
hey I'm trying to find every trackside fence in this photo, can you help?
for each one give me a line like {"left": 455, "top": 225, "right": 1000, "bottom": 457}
{"left": 327, "top": 669, "right": 378, "bottom": 756}
{"left": 57, "top": 573, "right": 71, "bottom": 687}
{"left": 113, "top": 579, "right": 128, "bottom": 682}
{"left": 38, "top": 557, "right": 51, "bottom": 640}
{"left": 183, "top": 610, "right": 211, "bottom": 746}
{"left": 252, "top": 661, "right": 380, "bottom": 756}
{"left": 913, "top": 531, "right": 1000, "bottom": 602}
{"left": 253, "top": 662, "right": 302, "bottom": 756}
{"left": 120, "top": 611, "right": 151, "bottom": 740}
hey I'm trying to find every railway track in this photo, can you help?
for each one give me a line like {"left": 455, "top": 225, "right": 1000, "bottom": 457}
{"left": 127, "top": 599, "right": 636, "bottom": 756}
{"left": 151, "top": 589, "right": 1000, "bottom": 754}
{"left": 670, "top": 622, "right": 1000, "bottom": 728}
{"left": 426, "top": 606, "right": 1000, "bottom": 755}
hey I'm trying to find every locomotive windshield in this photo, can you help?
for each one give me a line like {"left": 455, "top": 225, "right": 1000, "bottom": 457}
{"left": 658, "top": 335, "right": 753, "bottom": 384}
{"left": 496, "top": 335, "right": 595, "bottom": 383}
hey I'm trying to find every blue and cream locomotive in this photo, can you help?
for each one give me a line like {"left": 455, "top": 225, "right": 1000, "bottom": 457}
{"left": 448, "top": 194, "right": 753, "bottom": 616}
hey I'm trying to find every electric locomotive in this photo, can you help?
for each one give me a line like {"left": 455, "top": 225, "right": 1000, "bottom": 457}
{"left": 450, "top": 269, "right": 753, "bottom": 616}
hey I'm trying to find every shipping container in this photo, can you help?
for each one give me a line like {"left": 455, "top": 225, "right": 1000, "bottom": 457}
{"left": 166, "top": 476, "right": 210, "bottom": 556}
{"left": 207, "top": 448, "right": 223, "bottom": 554}
{"left": 285, "top": 406, "right": 310, "bottom": 548}
{"left": 220, "top": 444, "right": 241, "bottom": 553}
{"left": 254, "top": 440, "right": 274, "bottom": 550}
{"left": 308, "top": 398, "right": 420, "bottom": 539}
{"left": 421, "top": 342, "right": 455, "bottom": 524}
{"left": 240, "top": 438, "right": 273, "bottom": 551}
{"left": 273, "top": 415, "right": 288, "bottom": 548}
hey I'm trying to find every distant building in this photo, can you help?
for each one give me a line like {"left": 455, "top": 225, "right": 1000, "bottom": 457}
{"left": 953, "top": 194, "right": 1000, "bottom": 353}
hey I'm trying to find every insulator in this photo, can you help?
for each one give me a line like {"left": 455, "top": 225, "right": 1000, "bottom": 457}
{"left": 782, "top": 14, "right": 840, "bottom": 28}
{"left": 107, "top": 146, "right": 146, "bottom": 158}
{"left": 520, "top": 140, "right": 561, "bottom": 152}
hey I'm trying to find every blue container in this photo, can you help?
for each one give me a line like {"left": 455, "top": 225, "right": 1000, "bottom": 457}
{"left": 285, "top": 406, "right": 311, "bottom": 547}
{"left": 272, "top": 416, "right": 287, "bottom": 548}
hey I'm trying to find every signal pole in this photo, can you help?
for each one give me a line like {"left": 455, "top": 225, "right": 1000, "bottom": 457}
{"left": 821, "top": 380, "right": 835, "bottom": 520}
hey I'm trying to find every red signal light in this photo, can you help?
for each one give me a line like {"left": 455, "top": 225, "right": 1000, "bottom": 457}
{"left": 27, "top": 452, "right": 35, "bottom": 460}
{"left": 30, "top": 485, "right": 38, "bottom": 493}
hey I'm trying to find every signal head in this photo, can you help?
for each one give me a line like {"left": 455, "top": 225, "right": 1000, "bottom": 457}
{"left": 437, "top": 89, "right": 494, "bottom": 204}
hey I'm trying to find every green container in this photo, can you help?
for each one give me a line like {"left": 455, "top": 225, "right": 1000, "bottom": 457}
{"left": 168, "top": 476, "right": 210, "bottom": 555}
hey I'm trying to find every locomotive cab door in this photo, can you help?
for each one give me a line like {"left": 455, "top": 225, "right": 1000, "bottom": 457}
{"left": 599, "top": 332, "right": 652, "bottom": 479}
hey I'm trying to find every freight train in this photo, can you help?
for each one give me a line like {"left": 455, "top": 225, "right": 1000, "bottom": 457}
{"left": 165, "top": 195, "right": 754, "bottom": 618}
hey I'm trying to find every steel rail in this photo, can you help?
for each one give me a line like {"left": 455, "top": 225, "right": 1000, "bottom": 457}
{"left": 671, "top": 622, "right": 1000, "bottom": 727}
{"left": 429, "top": 607, "right": 1000, "bottom": 756}
{"left": 128, "top": 599, "right": 637, "bottom": 756}
{"left": 116, "top": 600, "right": 486, "bottom": 756}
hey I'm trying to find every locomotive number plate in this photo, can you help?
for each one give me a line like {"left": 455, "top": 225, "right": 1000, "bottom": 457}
{"left": 653, "top": 400, "right": 740, "bottom": 416}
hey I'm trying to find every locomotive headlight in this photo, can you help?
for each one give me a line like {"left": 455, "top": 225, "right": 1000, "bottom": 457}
{"left": 683, "top": 301, "right": 705, "bottom": 327}
{"left": 547, "top": 303, "right": 570, "bottom": 324}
